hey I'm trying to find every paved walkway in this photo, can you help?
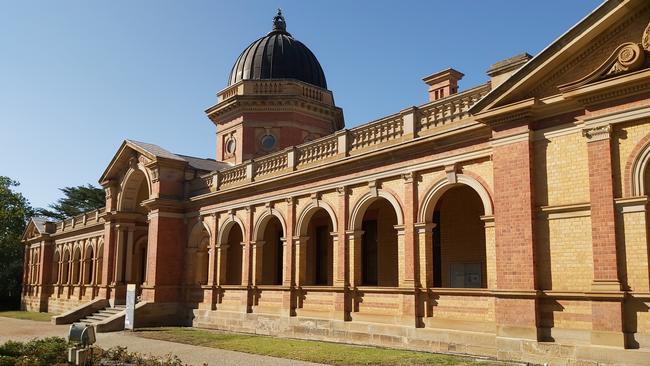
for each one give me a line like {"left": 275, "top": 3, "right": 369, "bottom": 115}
{"left": 0, "top": 317, "right": 324, "bottom": 366}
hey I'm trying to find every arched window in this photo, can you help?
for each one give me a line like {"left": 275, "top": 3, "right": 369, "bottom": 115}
{"left": 61, "top": 249, "right": 70, "bottom": 284}
{"left": 96, "top": 241, "right": 104, "bottom": 285}
{"left": 71, "top": 248, "right": 81, "bottom": 285}
{"left": 83, "top": 246, "right": 94, "bottom": 285}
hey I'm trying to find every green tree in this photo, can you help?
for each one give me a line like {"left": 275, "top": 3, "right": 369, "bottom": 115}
{"left": 35, "top": 184, "right": 105, "bottom": 220}
{"left": 0, "top": 177, "right": 33, "bottom": 309}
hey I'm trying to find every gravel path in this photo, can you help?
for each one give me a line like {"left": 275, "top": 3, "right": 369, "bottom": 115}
{"left": 0, "top": 317, "right": 324, "bottom": 366}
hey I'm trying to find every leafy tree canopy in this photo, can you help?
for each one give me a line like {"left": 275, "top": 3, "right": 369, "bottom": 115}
{"left": 0, "top": 176, "right": 33, "bottom": 308}
{"left": 36, "top": 184, "right": 105, "bottom": 221}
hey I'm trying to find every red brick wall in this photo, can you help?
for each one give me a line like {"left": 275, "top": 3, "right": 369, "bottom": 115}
{"left": 587, "top": 138, "right": 619, "bottom": 282}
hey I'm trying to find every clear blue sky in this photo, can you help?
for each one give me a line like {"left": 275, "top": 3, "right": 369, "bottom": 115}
{"left": 0, "top": 0, "right": 603, "bottom": 210}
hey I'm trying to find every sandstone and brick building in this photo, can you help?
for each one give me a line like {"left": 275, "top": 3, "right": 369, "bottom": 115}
{"left": 20, "top": 2, "right": 650, "bottom": 364}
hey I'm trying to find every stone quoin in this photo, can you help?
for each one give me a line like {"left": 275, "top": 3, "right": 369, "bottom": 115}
{"left": 20, "top": 3, "right": 650, "bottom": 365}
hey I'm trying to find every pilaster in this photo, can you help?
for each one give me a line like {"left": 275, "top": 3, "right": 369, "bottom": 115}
{"left": 583, "top": 124, "right": 626, "bottom": 347}
{"left": 491, "top": 121, "right": 540, "bottom": 341}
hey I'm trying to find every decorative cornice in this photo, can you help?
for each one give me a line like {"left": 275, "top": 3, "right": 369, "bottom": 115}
{"left": 582, "top": 124, "right": 611, "bottom": 141}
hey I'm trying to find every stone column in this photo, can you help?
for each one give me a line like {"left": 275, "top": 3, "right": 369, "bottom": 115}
{"left": 216, "top": 245, "right": 227, "bottom": 285}
{"left": 251, "top": 241, "right": 265, "bottom": 286}
{"left": 415, "top": 223, "right": 434, "bottom": 289}
{"left": 294, "top": 236, "right": 309, "bottom": 286}
{"left": 395, "top": 225, "right": 408, "bottom": 287}
{"left": 491, "top": 123, "right": 539, "bottom": 344}
{"left": 207, "top": 215, "right": 218, "bottom": 286}
{"left": 124, "top": 226, "right": 135, "bottom": 283}
{"left": 114, "top": 226, "right": 125, "bottom": 284}
{"left": 401, "top": 172, "right": 417, "bottom": 288}
{"left": 100, "top": 221, "right": 116, "bottom": 298}
{"left": 283, "top": 199, "right": 296, "bottom": 316}
{"left": 347, "top": 231, "right": 363, "bottom": 287}
{"left": 584, "top": 125, "right": 625, "bottom": 347}
{"left": 241, "top": 207, "right": 253, "bottom": 312}
{"left": 481, "top": 216, "right": 496, "bottom": 290}
{"left": 335, "top": 186, "right": 350, "bottom": 320}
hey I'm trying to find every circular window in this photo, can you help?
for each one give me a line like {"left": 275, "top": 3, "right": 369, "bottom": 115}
{"left": 225, "top": 138, "right": 236, "bottom": 155}
{"left": 260, "top": 134, "right": 276, "bottom": 151}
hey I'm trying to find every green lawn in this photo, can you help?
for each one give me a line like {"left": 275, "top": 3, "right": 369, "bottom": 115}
{"left": 0, "top": 311, "right": 53, "bottom": 322}
{"left": 135, "top": 327, "right": 500, "bottom": 366}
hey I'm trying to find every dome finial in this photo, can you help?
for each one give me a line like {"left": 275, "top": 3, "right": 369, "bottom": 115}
{"left": 272, "top": 8, "right": 286, "bottom": 32}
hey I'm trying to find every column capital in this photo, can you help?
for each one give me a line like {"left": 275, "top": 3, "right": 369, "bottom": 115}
{"left": 292, "top": 236, "right": 309, "bottom": 246}
{"left": 414, "top": 222, "right": 436, "bottom": 233}
{"left": 345, "top": 230, "right": 363, "bottom": 239}
{"left": 251, "top": 240, "right": 266, "bottom": 248}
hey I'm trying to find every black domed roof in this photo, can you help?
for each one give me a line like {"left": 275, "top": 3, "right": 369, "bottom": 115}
{"left": 228, "top": 10, "right": 327, "bottom": 89}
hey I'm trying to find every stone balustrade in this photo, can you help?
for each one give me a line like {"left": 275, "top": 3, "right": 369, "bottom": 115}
{"left": 217, "top": 79, "right": 334, "bottom": 105}
{"left": 195, "top": 83, "right": 490, "bottom": 195}
{"left": 55, "top": 207, "right": 105, "bottom": 233}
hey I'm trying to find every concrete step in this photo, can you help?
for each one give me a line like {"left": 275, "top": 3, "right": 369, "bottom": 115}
{"left": 84, "top": 315, "right": 110, "bottom": 321}
{"left": 101, "top": 308, "right": 123, "bottom": 314}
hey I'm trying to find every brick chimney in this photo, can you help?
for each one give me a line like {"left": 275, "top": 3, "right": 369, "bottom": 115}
{"left": 423, "top": 68, "right": 464, "bottom": 102}
{"left": 486, "top": 53, "right": 532, "bottom": 88}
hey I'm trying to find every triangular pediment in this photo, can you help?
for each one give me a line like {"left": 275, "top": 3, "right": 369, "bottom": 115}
{"left": 472, "top": 0, "right": 650, "bottom": 115}
{"left": 98, "top": 140, "right": 185, "bottom": 185}
{"left": 22, "top": 218, "right": 48, "bottom": 241}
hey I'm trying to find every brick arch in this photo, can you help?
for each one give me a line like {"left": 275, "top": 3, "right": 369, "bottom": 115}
{"left": 117, "top": 165, "right": 152, "bottom": 212}
{"left": 418, "top": 174, "right": 493, "bottom": 223}
{"left": 349, "top": 189, "right": 404, "bottom": 230}
{"left": 295, "top": 200, "right": 338, "bottom": 237}
{"left": 188, "top": 219, "right": 212, "bottom": 249}
{"left": 624, "top": 132, "right": 650, "bottom": 197}
{"left": 253, "top": 208, "right": 287, "bottom": 241}
{"left": 217, "top": 214, "right": 247, "bottom": 246}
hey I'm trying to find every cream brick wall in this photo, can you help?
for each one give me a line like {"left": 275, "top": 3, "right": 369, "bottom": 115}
{"left": 417, "top": 170, "right": 446, "bottom": 203}
{"left": 613, "top": 120, "right": 650, "bottom": 196}
{"left": 534, "top": 131, "right": 590, "bottom": 206}
{"left": 536, "top": 216, "right": 593, "bottom": 291}
{"left": 461, "top": 158, "right": 494, "bottom": 194}
{"left": 620, "top": 211, "right": 650, "bottom": 292}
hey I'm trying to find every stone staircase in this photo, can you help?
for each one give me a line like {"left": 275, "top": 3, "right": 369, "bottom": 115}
{"left": 78, "top": 305, "right": 125, "bottom": 325}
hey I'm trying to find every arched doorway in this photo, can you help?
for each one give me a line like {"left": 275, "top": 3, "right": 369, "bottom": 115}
{"left": 432, "top": 185, "right": 487, "bottom": 288}
{"left": 303, "top": 208, "right": 334, "bottom": 286}
{"left": 114, "top": 166, "right": 151, "bottom": 302}
{"left": 257, "top": 215, "right": 285, "bottom": 285}
{"left": 133, "top": 237, "right": 148, "bottom": 285}
{"left": 359, "top": 198, "right": 398, "bottom": 287}
{"left": 223, "top": 223, "right": 244, "bottom": 285}
{"left": 186, "top": 223, "right": 210, "bottom": 285}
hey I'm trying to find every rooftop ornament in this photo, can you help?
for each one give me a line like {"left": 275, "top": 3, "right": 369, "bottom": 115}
{"left": 271, "top": 8, "right": 289, "bottom": 34}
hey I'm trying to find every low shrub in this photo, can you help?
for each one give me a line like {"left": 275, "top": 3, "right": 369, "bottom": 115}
{"left": 0, "top": 337, "right": 68, "bottom": 365}
{"left": 92, "top": 346, "right": 186, "bottom": 365}
{"left": 0, "top": 338, "right": 186, "bottom": 366}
